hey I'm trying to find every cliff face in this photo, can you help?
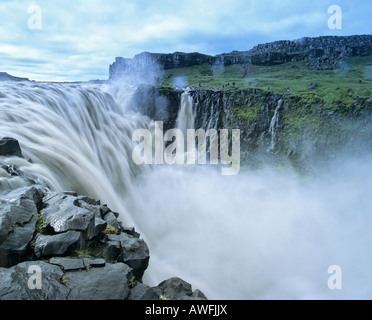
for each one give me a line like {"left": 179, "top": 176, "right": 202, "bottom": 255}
{"left": 109, "top": 52, "right": 213, "bottom": 80}
{"left": 0, "top": 72, "right": 29, "bottom": 82}
{"left": 111, "top": 34, "right": 372, "bottom": 172}
{"left": 131, "top": 86, "right": 372, "bottom": 172}
{"left": 109, "top": 35, "right": 372, "bottom": 79}
{"left": 243, "top": 35, "right": 372, "bottom": 69}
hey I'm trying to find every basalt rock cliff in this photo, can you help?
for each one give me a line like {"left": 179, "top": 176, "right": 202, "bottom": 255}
{"left": 109, "top": 35, "right": 372, "bottom": 79}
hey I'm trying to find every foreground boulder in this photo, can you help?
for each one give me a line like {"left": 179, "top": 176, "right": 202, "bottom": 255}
{"left": 0, "top": 261, "right": 69, "bottom": 300}
{"left": 129, "top": 277, "right": 207, "bottom": 300}
{"left": 0, "top": 260, "right": 133, "bottom": 300}
{"left": 0, "top": 137, "right": 23, "bottom": 158}
{"left": 0, "top": 138, "right": 207, "bottom": 300}
{"left": 0, "top": 186, "right": 44, "bottom": 267}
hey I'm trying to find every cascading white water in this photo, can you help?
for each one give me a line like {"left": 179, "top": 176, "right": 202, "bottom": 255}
{"left": 176, "top": 90, "right": 195, "bottom": 134}
{"left": 1, "top": 80, "right": 372, "bottom": 300}
{"left": 267, "top": 99, "right": 283, "bottom": 152}
{"left": 0, "top": 81, "right": 151, "bottom": 227}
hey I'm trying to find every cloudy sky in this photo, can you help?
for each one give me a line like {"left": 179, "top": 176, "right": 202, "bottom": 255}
{"left": 0, "top": 0, "right": 370, "bottom": 81}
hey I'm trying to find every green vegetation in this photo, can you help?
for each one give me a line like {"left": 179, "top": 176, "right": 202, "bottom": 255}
{"left": 160, "top": 56, "right": 372, "bottom": 103}
{"left": 36, "top": 212, "right": 46, "bottom": 234}
{"left": 102, "top": 224, "right": 121, "bottom": 235}
{"left": 60, "top": 273, "right": 67, "bottom": 285}
{"left": 158, "top": 55, "right": 372, "bottom": 173}
{"left": 128, "top": 275, "right": 137, "bottom": 288}
{"left": 74, "top": 242, "right": 102, "bottom": 257}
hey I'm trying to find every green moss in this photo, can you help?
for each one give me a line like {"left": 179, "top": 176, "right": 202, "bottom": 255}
{"left": 36, "top": 213, "right": 46, "bottom": 234}
{"left": 235, "top": 104, "right": 260, "bottom": 120}
{"left": 60, "top": 273, "right": 67, "bottom": 286}
{"left": 102, "top": 224, "right": 121, "bottom": 235}
{"left": 74, "top": 241, "right": 102, "bottom": 257}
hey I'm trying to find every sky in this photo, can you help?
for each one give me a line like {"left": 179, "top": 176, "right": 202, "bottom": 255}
{"left": 0, "top": 0, "right": 370, "bottom": 82}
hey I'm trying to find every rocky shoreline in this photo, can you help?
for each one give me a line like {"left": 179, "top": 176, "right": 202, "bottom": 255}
{"left": 0, "top": 137, "right": 207, "bottom": 300}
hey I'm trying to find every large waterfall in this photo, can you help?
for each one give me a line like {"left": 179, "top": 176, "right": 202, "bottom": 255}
{"left": 1, "top": 81, "right": 372, "bottom": 299}
{"left": 0, "top": 81, "right": 151, "bottom": 226}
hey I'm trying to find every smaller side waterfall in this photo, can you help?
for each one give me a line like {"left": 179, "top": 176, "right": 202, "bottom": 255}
{"left": 267, "top": 99, "right": 283, "bottom": 152}
{"left": 176, "top": 90, "right": 195, "bottom": 134}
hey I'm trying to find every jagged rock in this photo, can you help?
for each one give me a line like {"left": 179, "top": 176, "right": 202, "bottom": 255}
{"left": 101, "top": 238, "right": 122, "bottom": 263}
{"left": 49, "top": 256, "right": 105, "bottom": 270}
{"left": 191, "top": 289, "right": 208, "bottom": 300}
{"left": 1, "top": 164, "right": 49, "bottom": 188}
{"left": 34, "top": 231, "right": 85, "bottom": 258}
{"left": 76, "top": 195, "right": 101, "bottom": 206}
{"left": 0, "top": 139, "right": 206, "bottom": 301}
{"left": 81, "top": 256, "right": 105, "bottom": 268}
{"left": 309, "top": 83, "right": 318, "bottom": 89}
{"left": 74, "top": 198, "right": 108, "bottom": 237}
{"left": 106, "top": 233, "right": 150, "bottom": 281}
{"left": 0, "top": 186, "right": 44, "bottom": 267}
{"left": 155, "top": 277, "right": 207, "bottom": 300}
{"left": 0, "top": 260, "right": 133, "bottom": 300}
{"left": 49, "top": 257, "right": 85, "bottom": 271}
{"left": 103, "top": 211, "right": 123, "bottom": 230}
{"left": 94, "top": 217, "right": 107, "bottom": 237}
{"left": 129, "top": 283, "right": 161, "bottom": 300}
{"left": 0, "top": 137, "right": 23, "bottom": 158}
{"left": 64, "top": 262, "right": 132, "bottom": 300}
{"left": 40, "top": 193, "right": 95, "bottom": 239}
{"left": 0, "top": 261, "right": 69, "bottom": 300}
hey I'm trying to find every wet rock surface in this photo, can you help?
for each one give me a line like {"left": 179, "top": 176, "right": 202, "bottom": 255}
{"left": 0, "top": 139, "right": 207, "bottom": 300}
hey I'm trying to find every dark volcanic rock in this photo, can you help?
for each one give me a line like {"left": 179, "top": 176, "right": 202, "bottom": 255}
{"left": 106, "top": 233, "right": 150, "bottom": 281}
{"left": 129, "top": 283, "right": 161, "bottom": 300}
{"left": 49, "top": 257, "right": 85, "bottom": 271}
{"left": 0, "top": 137, "right": 23, "bottom": 157}
{"left": 155, "top": 277, "right": 207, "bottom": 300}
{"left": 34, "top": 231, "right": 85, "bottom": 258}
{"left": 245, "top": 35, "right": 372, "bottom": 69}
{"left": 127, "top": 85, "right": 182, "bottom": 132}
{"left": 0, "top": 261, "right": 69, "bottom": 300}
{"left": 0, "top": 138, "right": 207, "bottom": 300}
{"left": 0, "top": 186, "right": 44, "bottom": 267}
{"left": 109, "top": 35, "right": 372, "bottom": 80}
{"left": 81, "top": 256, "right": 106, "bottom": 268}
{"left": 109, "top": 51, "right": 213, "bottom": 80}
{"left": 41, "top": 193, "right": 96, "bottom": 239}
{"left": 65, "top": 262, "right": 132, "bottom": 300}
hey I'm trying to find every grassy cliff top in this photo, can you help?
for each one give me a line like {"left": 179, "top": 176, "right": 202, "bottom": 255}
{"left": 159, "top": 56, "right": 372, "bottom": 102}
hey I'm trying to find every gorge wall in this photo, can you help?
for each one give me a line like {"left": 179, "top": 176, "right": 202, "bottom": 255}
{"left": 109, "top": 35, "right": 372, "bottom": 79}
{"left": 128, "top": 86, "right": 372, "bottom": 172}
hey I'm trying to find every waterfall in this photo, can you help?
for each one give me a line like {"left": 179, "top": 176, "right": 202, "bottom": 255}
{"left": 176, "top": 90, "right": 195, "bottom": 134}
{"left": 1, "top": 81, "right": 372, "bottom": 300}
{"left": 0, "top": 81, "right": 151, "bottom": 226}
{"left": 267, "top": 99, "right": 283, "bottom": 152}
